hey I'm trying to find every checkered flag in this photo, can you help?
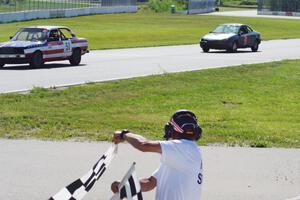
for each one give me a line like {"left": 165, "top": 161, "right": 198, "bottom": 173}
{"left": 50, "top": 145, "right": 117, "bottom": 200}
{"left": 110, "top": 162, "right": 143, "bottom": 200}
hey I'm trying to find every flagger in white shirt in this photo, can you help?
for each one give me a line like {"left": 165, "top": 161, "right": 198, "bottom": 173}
{"left": 111, "top": 109, "right": 203, "bottom": 200}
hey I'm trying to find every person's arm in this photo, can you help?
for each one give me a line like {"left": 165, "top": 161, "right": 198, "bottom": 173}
{"left": 111, "top": 176, "right": 156, "bottom": 193}
{"left": 112, "top": 131, "right": 161, "bottom": 153}
{"left": 140, "top": 176, "right": 157, "bottom": 192}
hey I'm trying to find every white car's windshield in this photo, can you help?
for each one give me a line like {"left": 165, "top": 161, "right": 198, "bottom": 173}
{"left": 12, "top": 28, "right": 48, "bottom": 42}
{"left": 212, "top": 25, "right": 239, "bottom": 34}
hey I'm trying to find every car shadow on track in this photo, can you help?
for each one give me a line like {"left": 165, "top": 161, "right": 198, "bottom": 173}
{"left": 0, "top": 63, "right": 86, "bottom": 70}
{"left": 203, "top": 50, "right": 262, "bottom": 54}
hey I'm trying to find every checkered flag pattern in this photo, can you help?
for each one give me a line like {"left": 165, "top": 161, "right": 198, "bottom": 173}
{"left": 110, "top": 162, "right": 143, "bottom": 200}
{"left": 50, "top": 145, "right": 117, "bottom": 200}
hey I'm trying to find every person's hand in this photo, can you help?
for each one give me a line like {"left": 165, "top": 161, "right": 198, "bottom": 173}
{"left": 112, "top": 130, "right": 123, "bottom": 144}
{"left": 111, "top": 181, "right": 120, "bottom": 193}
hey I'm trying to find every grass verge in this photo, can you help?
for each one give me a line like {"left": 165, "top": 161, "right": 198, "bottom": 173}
{"left": 0, "top": 60, "right": 299, "bottom": 148}
{"left": 219, "top": 0, "right": 257, "bottom": 7}
{"left": 1, "top": 11, "right": 300, "bottom": 50}
{"left": 217, "top": 6, "right": 255, "bottom": 12}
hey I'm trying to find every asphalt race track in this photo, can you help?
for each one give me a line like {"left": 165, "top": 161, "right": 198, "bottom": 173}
{"left": 1, "top": 39, "right": 300, "bottom": 93}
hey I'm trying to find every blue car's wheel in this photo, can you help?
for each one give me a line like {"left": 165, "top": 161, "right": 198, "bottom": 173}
{"left": 0, "top": 62, "right": 4, "bottom": 68}
{"left": 202, "top": 47, "right": 209, "bottom": 53}
{"left": 227, "top": 41, "right": 237, "bottom": 53}
{"left": 251, "top": 40, "right": 259, "bottom": 52}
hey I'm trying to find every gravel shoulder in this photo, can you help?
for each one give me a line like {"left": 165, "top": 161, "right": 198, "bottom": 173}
{"left": 0, "top": 139, "right": 299, "bottom": 200}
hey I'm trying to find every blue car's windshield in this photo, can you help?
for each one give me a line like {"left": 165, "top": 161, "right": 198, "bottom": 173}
{"left": 212, "top": 25, "right": 239, "bottom": 34}
{"left": 12, "top": 28, "right": 48, "bottom": 42}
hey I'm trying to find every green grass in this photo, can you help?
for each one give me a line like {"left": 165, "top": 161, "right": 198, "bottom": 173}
{"left": 0, "top": 60, "right": 299, "bottom": 148}
{"left": 220, "top": 0, "right": 257, "bottom": 7}
{"left": 1, "top": 11, "right": 300, "bottom": 50}
{"left": 218, "top": 6, "right": 254, "bottom": 12}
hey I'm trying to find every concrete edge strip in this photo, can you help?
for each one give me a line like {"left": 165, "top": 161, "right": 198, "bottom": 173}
{"left": 285, "top": 196, "right": 300, "bottom": 200}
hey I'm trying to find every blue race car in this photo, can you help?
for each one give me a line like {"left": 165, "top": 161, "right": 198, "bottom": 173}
{"left": 200, "top": 24, "right": 261, "bottom": 53}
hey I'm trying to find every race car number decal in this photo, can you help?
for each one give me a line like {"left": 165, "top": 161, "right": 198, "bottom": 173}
{"left": 64, "top": 41, "right": 71, "bottom": 53}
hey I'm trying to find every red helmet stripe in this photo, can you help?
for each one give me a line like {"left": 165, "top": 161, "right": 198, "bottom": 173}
{"left": 171, "top": 118, "right": 184, "bottom": 133}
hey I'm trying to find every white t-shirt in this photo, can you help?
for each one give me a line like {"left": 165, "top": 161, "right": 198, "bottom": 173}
{"left": 152, "top": 139, "right": 203, "bottom": 200}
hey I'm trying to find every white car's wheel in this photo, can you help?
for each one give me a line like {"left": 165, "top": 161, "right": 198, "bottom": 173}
{"left": 69, "top": 48, "right": 81, "bottom": 66}
{"left": 30, "top": 51, "right": 44, "bottom": 68}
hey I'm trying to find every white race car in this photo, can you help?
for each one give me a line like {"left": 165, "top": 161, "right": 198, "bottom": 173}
{"left": 0, "top": 26, "right": 89, "bottom": 68}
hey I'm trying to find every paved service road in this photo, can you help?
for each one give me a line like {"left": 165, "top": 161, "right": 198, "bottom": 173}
{"left": 204, "top": 10, "right": 300, "bottom": 20}
{"left": 0, "top": 139, "right": 299, "bottom": 200}
{"left": 1, "top": 39, "right": 300, "bottom": 93}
